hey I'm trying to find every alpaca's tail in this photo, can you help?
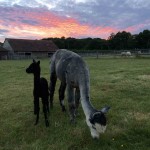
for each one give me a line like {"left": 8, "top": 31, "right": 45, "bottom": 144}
{"left": 48, "top": 88, "right": 50, "bottom": 96}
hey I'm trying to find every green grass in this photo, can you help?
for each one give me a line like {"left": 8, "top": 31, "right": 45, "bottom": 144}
{"left": 0, "top": 58, "right": 150, "bottom": 150}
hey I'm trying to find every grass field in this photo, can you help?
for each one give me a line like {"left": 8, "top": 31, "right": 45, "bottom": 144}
{"left": 0, "top": 58, "right": 150, "bottom": 150}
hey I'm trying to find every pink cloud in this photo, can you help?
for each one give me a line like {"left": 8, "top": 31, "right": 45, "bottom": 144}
{"left": 124, "top": 20, "right": 150, "bottom": 33}
{"left": 0, "top": 6, "right": 119, "bottom": 42}
{"left": 1, "top": 5, "right": 149, "bottom": 43}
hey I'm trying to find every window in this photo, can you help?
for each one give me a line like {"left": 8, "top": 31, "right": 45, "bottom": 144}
{"left": 25, "top": 52, "right": 31, "bottom": 56}
{"left": 48, "top": 52, "right": 53, "bottom": 57}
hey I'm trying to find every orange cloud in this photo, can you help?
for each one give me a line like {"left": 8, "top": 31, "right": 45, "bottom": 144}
{"left": 0, "top": 7, "right": 119, "bottom": 42}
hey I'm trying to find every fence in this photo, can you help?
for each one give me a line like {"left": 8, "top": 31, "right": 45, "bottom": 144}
{"left": 72, "top": 49, "right": 150, "bottom": 58}
{"left": 1, "top": 49, "right": 150, "bottom": 60}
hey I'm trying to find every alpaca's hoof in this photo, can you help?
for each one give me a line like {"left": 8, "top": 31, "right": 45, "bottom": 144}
{"left": 47, "top": 109, "right": 50, "bottom": 113}
{"left": 47, "top": 112, "right": 50, "bottom": 117}
{"left": 62, "top": 106, "right": 66, "bottom": 112}
{"left": 50, "top": 103, "right": 53, "bottom": 109}
{"left": 34, "top": 122, "right": 38, "bottom": 125}
{"left": 70, "top": 119, "right": 76, "bottom": 125}
{"left": 46, "top": 121, "right": 49, "bottom": 127}
{"left": 75, "top": 111, "right": 80, "bottom": 117}
{"left": 34, "top": 120, "right": 39, "bottom": 125}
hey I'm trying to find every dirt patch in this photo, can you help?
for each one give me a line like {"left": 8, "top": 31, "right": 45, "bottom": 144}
{"left": 128, "top": 112, "right": 150, "bottom": 121}
{"left": 138, "top": 75, "right": 150, "bottom": 80}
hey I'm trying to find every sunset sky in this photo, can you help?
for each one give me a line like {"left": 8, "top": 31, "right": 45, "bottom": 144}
{"left": 0, "top": 0, "right": 150, "bottom": 42}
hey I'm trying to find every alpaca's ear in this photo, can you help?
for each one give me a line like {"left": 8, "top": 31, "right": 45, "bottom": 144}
{"left": 37, "top": 61, "right": 40, "bottom": 65}
{"left": 100, "top": 106, "right": 110, "bottom": 114}
{"left": 33, "top": 59, "right": 36, "bottom": 63}
{"left": 90, "top": 112, "right": 101, "bottom": 124}
{"left": 89, "top": 117, "right": 94, "bottom": 124}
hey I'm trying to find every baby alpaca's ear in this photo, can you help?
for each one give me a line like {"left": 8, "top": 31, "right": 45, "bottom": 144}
{"left": 33, "top": 59, "right": 36, "bottom": 63}
{"left": 37, "top": 61, "right": 40, "bottom": 65}
{"left": 100, "top": 106, "right": 110, "bottom": 114}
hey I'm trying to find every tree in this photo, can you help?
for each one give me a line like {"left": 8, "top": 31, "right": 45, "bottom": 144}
{"left": 136, "top": 30, "right": 150, "bottom": 49}
{"left": 108, "top": 31, "right": 132, "bottom": 50}
{"left": 42, "top": 29, "right": 150, "bottom": 50}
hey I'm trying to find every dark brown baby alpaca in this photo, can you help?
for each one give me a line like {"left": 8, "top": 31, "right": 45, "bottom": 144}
{"left": 26, "top": 59, "right": 49, "bottom": 127}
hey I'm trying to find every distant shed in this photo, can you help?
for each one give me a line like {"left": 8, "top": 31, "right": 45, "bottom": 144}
{"left": 3, "top": 38, "right": 58, "bottom": 59}
{"left": 0, "top": 46, "right": 9, "bottom": 60}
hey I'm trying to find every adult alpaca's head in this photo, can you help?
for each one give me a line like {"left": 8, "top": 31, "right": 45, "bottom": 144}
{"left": 87, "top": 106, "right": 110, "bottom": 139}
{"left": 26, "top": 59, "right": 40, "bottom": 75}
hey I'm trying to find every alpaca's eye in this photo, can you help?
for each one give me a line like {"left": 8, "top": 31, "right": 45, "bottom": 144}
{"left": 92, "top": 125, "right": 96, "bottom": 130}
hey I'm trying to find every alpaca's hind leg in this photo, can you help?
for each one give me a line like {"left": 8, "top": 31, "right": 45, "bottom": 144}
{"left": 34, "top": 97, "right": 39, "bottom": 125}
{"left": 59, "top": 82, "right": 66, "bottom": 112}
{"left": 42, "top": 99, "right": 49, "bottom": 127}
{"left": 67, "top": 85, "right": 76, "bottom": 123}
{"left": 49, "top": 73, "right": 57, "bottom": 108}
{"left": 34, "top": 99, "right": 36, "bottom": 115}
{"left": 46, "top": 97, "right": 49, "bottom": 113}
{"left": 34, "top": 97, "right": 40, "bottom": 115}
{"left": 75, "top": 88, "right": 80, "bottom": 116}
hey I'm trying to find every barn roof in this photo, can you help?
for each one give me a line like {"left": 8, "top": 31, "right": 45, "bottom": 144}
{"left": 5, "top": 38, "right": 58, "bottom": 52}
{"left": 0, "top": 46, "right": 8, "bottom": 52}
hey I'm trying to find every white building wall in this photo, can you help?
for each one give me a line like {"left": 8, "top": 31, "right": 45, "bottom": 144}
{"left": 3, "top": 40, "right": 13, "bottom": 52}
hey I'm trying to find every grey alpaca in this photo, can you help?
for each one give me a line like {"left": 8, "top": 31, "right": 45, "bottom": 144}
{"left": 49, "top": 49, "right": 110, "bottom": 138}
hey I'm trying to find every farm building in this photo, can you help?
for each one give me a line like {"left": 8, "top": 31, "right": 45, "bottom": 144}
{"left": 2, "top": 38, "right": 58, "bottom": 59}
{"left": 0, "top": 46, "right": 9, "bottom": 60}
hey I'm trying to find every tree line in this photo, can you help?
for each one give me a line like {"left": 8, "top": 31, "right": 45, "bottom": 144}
{"left": 43, "top": 29, "right": 150, "bottom": 51}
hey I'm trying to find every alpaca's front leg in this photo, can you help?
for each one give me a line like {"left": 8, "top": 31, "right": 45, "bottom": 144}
{"left": 59, "top": 82, "right": 66, "bottom": 112}
{"left": 34, "top": 98, "right": 37, "bottom": 115}
{"left": 75, "top": 88, "right": 80, "bottom": 116}
{"left": 42, "top": 100, "right": 49, "bottom": 127}
{"left": 67, "top": 85, "right": 76, "bottom": 123}
{"left": 49, "top": 72, "right": 57, "bottom": 108}
{"left": 34, "top": 97, "right": 39, "bottom": 125}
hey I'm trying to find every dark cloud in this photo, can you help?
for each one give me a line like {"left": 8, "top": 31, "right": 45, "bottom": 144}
{"left": 0, "top": 29, "right": 9, "bottom": 33}
{"left": 1, "top": 0, "right": 150, "bottom": 30}
{"left": 50, "top": 0, "right": 150, "bottom": 30}
{"left": 0, "top": 5, "right": 45, "bottom": 26}
{"left": 0, "top": 0, "right": 150, "bottom": 42}
{"left": 21, "top": 20, "right": 39, "bottom": 26}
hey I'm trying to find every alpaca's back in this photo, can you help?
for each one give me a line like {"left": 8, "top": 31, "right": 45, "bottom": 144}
{"left": 51, "top": 49, "right": 89, "bottom": 87}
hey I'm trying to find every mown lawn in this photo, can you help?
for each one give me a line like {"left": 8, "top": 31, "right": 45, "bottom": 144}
{"left": 0, "top": 58, "right": 150, "bottom": 150}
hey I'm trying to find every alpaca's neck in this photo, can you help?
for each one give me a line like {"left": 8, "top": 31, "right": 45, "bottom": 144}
{"left": 79, "top": 82, "right": 95, "bottom": 118}
{"left": 34, "top": 74, "right": 40, "bottom": 89}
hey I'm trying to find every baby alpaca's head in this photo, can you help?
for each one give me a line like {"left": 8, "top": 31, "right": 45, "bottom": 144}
{"left": 26, "top": 59, "right": 40, "bottom": 75}
{"left": 87, "top": 106, "right": 110, "bottom": 139}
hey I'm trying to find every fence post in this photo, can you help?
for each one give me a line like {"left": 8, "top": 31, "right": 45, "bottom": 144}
{"left": 96, "top": 50, "right": 99, "bottom": 59}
